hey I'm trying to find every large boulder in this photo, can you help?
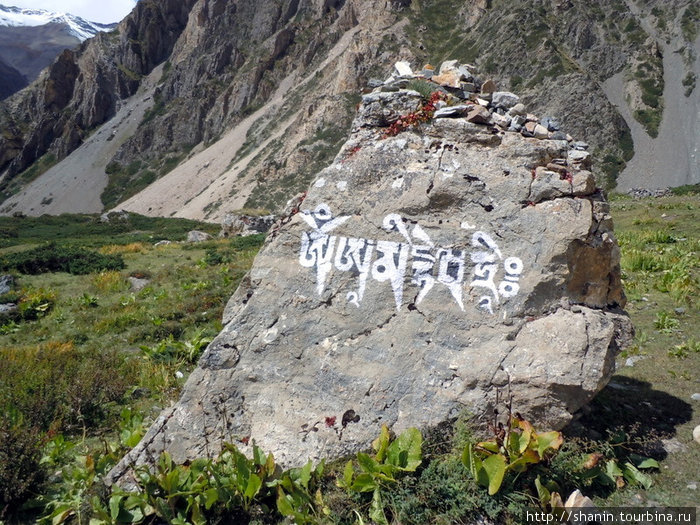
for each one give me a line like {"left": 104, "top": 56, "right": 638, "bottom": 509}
{"left": 219, "top": 213, "right": 276, "bottom": 238}
{"left": 109, "top": 90, "right": 632, "bottom": 483}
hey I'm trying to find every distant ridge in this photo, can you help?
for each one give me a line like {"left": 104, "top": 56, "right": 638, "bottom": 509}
{"left": 0, "top": 4, "right": 116, "bottom": 98}
{"left": 0, "top": 4, "right": 115, "bottom": 40}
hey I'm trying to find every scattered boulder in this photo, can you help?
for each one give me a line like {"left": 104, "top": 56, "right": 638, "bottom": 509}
{"left": 129, "top": 277, "right": 151, "bottom": 291}
{"left": 0, "top": 275, "right": 13, "bottom": 295}
{"left": 466, "top": 106, "right": 491, "bottom": 124}
{"left": 540, "top": 116, "right": 561, "bottom": 131}
{"left": 509, "top": 103, "right": 527, "bottom": 116}
{"left": 491, "top": 112, "right": 511, "bottom": 128}
{"left": 220, "top": 214, "right": 275, "bottom": 237}
{"left": 533, "top": 123, "right": 550, "bottom": 139}
{"left": 154, "top": 240, "right": 173, "bottom": 247}
{"left": 100, "top": 210, "right": 130, "bottom": 223}
{"left": 0, "top": 303, "right": 17, "bottom": 317}
{"left": 109, "top": 60, "right": 631, "bottom": 483}
{"left": 186, "top": 230, "right": 212, "bottom": 243}
{"left": 491, "top": 91, "right": 520, "bottom": 109}
{"left": 481, "top": 79, "right": 497, "bottom": 94}
{"left": 434, "top": 105, "right": 470, "bottom": 118}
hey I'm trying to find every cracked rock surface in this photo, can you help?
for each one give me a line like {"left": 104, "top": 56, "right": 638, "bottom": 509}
{"left": 108, "top": 88, "right": 633, "bottom": 484}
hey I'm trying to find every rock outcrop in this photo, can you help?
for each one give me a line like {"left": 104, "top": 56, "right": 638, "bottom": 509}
{"left": 220, "top": 213, "right": 276, "bottom": 237}
{"left": 108, "top": 68, "right": 632, "bottom": 483}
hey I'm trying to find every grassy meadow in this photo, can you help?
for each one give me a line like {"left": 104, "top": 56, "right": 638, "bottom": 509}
{"left": 0, "top": 190, "right": 697, "bottom": 523}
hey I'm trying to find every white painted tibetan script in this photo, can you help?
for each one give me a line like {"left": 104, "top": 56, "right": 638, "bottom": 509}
{"left": 299, "top": 204, "right": 523, "bottom": 313}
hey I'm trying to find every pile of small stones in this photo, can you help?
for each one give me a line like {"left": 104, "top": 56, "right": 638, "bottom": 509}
{"left": 626, "top": 188, "right": 673, "bottom": 199}
{"left": 367, "top": 59, "right": 586, "bottom": 145}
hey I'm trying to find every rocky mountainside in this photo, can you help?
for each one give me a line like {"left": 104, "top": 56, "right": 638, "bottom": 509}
{"left": 0, "top": 57, "right": 25, "bottom": 98}
{"left": 0, "top": 0, "right": 697, "bottom": 219}
{"left": 0, "top": 4, "right": 116, "bottom": 98}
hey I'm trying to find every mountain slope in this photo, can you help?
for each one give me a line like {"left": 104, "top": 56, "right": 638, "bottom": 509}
{"left": 0, "top": 56, "right": 24, "bottom": 98}
{"left": 0, "top": 0, "right": 697, "bottom": 220}
{"left": 0, "top": 4, "right": 116, "bottom": 98}
{"left": 0, "top": 5, "right": 115, "bottom": 40}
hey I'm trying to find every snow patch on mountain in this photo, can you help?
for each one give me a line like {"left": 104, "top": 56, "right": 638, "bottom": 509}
{"left": 0, "top": 4, "right": 115, "bottom": 40}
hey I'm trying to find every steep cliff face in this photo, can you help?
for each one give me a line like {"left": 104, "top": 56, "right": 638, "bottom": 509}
{"left": 0, "top": 0, "right": 697, "bottom": 217}
{"left": 0, "top": 6, "right": 117, "bottom": 100}
{"left": 0, "top": 0, "right": 196, "bottom": 197}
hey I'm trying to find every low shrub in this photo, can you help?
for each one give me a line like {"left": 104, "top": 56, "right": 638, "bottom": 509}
{"left": 0, "top": 342, "right": 137, "bottom": 432}
{"left": 0, "top": 417, "right": 45, "bottom": 517}
{"left": 90, "top": 270, "right": 129, "bottom": 293}
{"left": 17, "top": 287, "right": 56, "bottom": 320}
{"left": 1, "top": 243, "right": 125, "bottom": 275}
{"left": 99, "top": 242, "right": 146, "bottom": 255}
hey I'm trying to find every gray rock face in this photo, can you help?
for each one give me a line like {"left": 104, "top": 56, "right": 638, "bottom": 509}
{"left": 0, "top": 274, "right": 13, "bottom": 295}
{"left": 0, "top": 303, "right": 17, "bottom": 316}
{"left": 109, "top": 90, "right": 632, "bottom": 483}
{"left": 492, "top": 91, "right": 520, "bottom": 109}
{"left": 220, "top": 213, "right": 276, "bottom": 238}
{"left": 186, "top": 230, "right": 212, "bottom": 242}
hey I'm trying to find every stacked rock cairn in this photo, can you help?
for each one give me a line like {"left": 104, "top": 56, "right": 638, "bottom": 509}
{"left": 365, "top": 59, "right": 595, "bottom": 198}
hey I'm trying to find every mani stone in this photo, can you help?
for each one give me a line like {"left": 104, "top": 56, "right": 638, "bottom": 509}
{"left": 108, "top": 90, "right": 632, "bottom": 483}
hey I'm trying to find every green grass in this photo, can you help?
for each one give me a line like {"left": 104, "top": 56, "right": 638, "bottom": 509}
{"left": 0, "top": 212, "right": 218, "bottom": 249}
{"left": 599, "top": 193, "right": 699, "bottom": 507}
{"left": 0, "top": 216, "right": 264, "bottom": 518}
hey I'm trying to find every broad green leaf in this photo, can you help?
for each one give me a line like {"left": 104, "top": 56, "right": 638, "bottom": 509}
{"left": 191, "top": 502, "right": 206, "bottom": 525}
{"left": 462, "top": 443, "right": 482, "bottom": 478}
{"left": 604, "top": 459, "right": 624, "bottom": 483}
{"left": 109, "top": 494, "right": 122, "bottom": 520}
{"left": 204, "top": 488, "right": 219, "bottom": 509}
{"left": 357, "top": 452, "right": 379, "bottom": 474}
{"left": 265, "top": 452, "right": 276, "bottom": 477}
{"left": 51, "top": 505, "right": 74, "bottom": 525}
{"left": 351, "top": 473, "right": 378, "bottom": 493}
{"left": 508, "top": 448, "right": 540, "bottom": 473}
{"left": 631, "top": 455, "right": 659, "bottom": 469}
{"left": 235, "top": 451, "right": 251, "bottom": 484}
{"left": 369, "top": 489, "right": 389, "bottom": 525}
{"left": 622, "top": 462, "right": 653, "bottom": 489}
{"left": 299, "top": 460, "right": 312, "bottom": 489}
{"left": 372, "top": 425, "right": 392, "bottom": 462}
{"left": 482, "top": 454, "right": 507, "bottom": 495}
{"left": 245, "top": 473, "right": 262, "bottom": 500}
{"left": 315, "top": 458, "right": 326, "bottom": 478}
{"left": 253, "top": 444, "right": 266, "bottom": 466}
{"left": 536, "top": 431, "right": 563, "bottom": 457}
{"left": 276, "top": 488, "right": 295, "bottom": 516}
{"left": 387, "top": 427, "right": 422, "bottom": 471}
{"left": 341, "top": 460, "right": 354, "bottom": 488}
{"left": 534, "top": 475, "right": 550, "bottom": 506}
{"left": 509, "top": 425, "right": 532, "bottom": 456}
{"left": 476, "top": 441, "right": 500, "bottom": 453}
